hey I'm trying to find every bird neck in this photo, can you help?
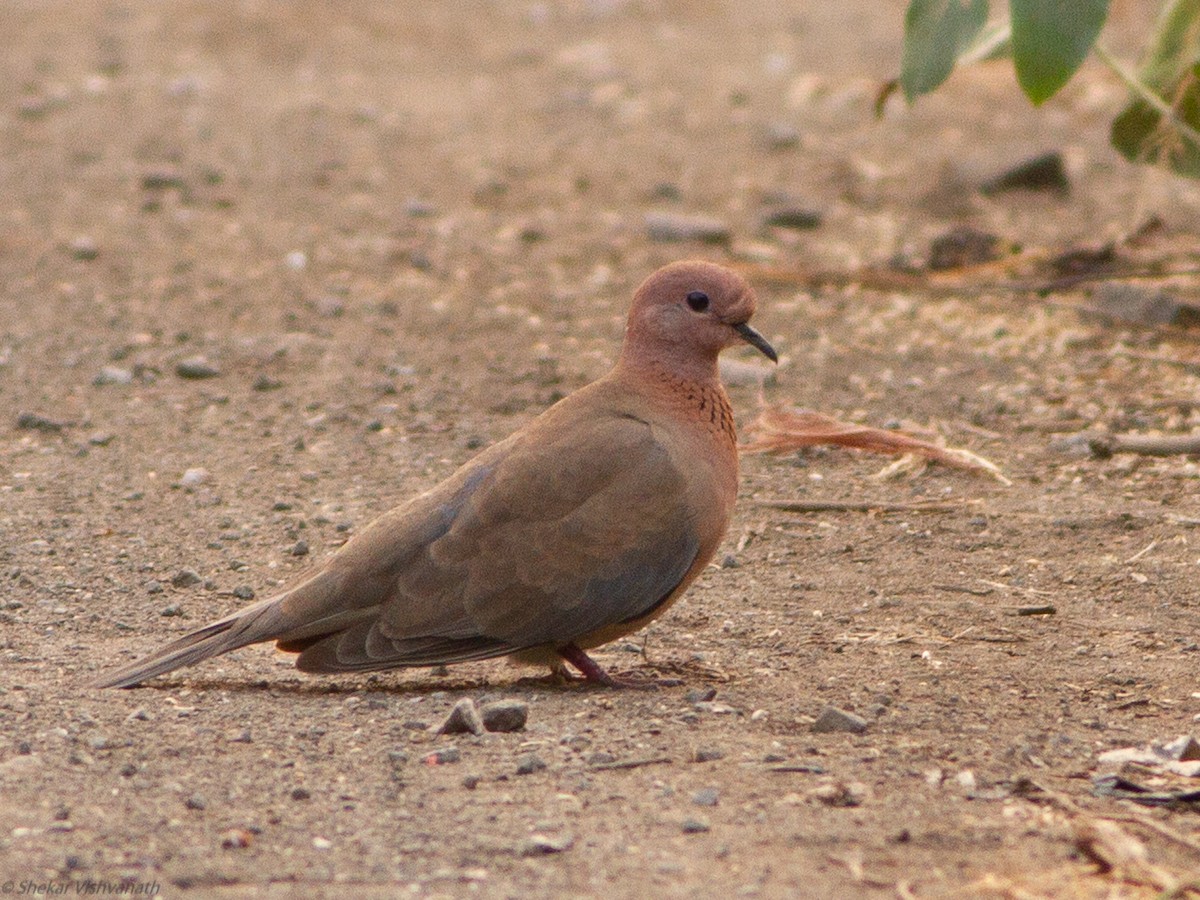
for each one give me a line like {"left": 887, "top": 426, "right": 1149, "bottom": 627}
{"left": 613, "top": 349, "right": 737, "bottom": 448}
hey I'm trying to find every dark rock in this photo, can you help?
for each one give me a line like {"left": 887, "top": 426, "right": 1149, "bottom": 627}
{"left": 812, "top": 706, "right": 869, "bottom": 734}
{"left": 927, "top": 226, "right": 1001, "bottom": 271}
{"left": 681, "top": 818, "right": 711, "bottom": 834}
{"left": 481, "top": 699, "right": 528, "bottom": 733}
{"left": 762, "top": 206, "right": 822, "bottom": 230}
{"left": 185, "top": 795, "right": 206, "bottom": 811}
{"left": 691, "top": 787, "right": 719, "bottom": 806}
{"left": 176, "top": 357, "right": 221, "bottom": 379}
{"left": 424, "top": 746, "right": 460, "bottom": 765}
{"left": 520, "top": 833, "right": 574, "bottom": 855}
{"left": 290, "top": 540, "right": 310, "bottom": 557}
{"left": 685, "top": 688, "right": 717, "bottom": 704}
{"left": 516, "top": 754, "right": 548, "bottom": 775}
{"left": 68, "top": 236, "right": 100, "bottom": 261}
{"left": 290, "top": 788, "right": 311, "bottom": 800}
{"left": 171, "top": 569, "right": 202, "bottom": 588}
{"left": 692, "top": 748, "right": 724, "bottom": 763}
{"left": 981, "top": 151, "right": 1069, "bottom": 195}
{"left": 17, "top": 412, "right": 67, "bottom": 433}
{"left": 436, "top": 698, "right": 485, "bottom": 736}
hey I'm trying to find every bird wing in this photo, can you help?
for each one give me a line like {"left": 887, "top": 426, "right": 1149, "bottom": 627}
{"left": 292, "top": 410, "right": 701, "bottom": 673}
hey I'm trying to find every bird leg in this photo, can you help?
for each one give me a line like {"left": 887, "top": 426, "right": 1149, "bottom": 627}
{"left": 557, "top": 642, "right": 660, "bottom": 689}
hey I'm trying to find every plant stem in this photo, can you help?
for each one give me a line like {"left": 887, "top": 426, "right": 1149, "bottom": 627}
{"left": 1093, "top": 41, "right": 1200, "bottom": 151}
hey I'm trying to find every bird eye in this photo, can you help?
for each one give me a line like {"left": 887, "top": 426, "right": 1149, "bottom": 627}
{"left": 686, "top": 291, "right": 710, "bottom": 312}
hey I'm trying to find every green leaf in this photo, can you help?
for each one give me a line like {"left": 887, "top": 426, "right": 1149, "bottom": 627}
{"left": 1110, "top": 0, "right": 1200, "bottom": 177}
{"left": 1010, "top": 0, "right": 1110, "bottom": 104}
{"left": 901, "top": 0, "right": 990, "bottom": 101}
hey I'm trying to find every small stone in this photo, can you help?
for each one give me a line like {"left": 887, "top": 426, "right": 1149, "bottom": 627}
{"left": 185, "top": 795, "right": 206, "bottom": 811}
{"left": 68, "top": 236, "right": 100, "bottom": 261}
{"left": 16, "top": 412, "right": 66, "bottom": 432}
{"left": 691, "top": 788, "right": 719, "bottom": 807}
{"left": 762, "top": 206, "right": 821, "bottom": 230}
{"left": 119, "top": 763, "right": 137, "bottom": 777}
{"left": 253, "top": 375, "right": 283, "bottom": 391}
{"left": 1161, "top": 736, "right": 1200, "bottom": 761}
{"left": 762, "top": 122, "right": 801, "bottom": 150}
{"left": 811, "top": 706, "right": 868, "bottom": 734}
{"left": 980, "top": 151, "right": 1069, "bottom": 195}
{"left": 141, "top": 169, "right": 187, "bottom": 191}
{"left": 719, "top": 554, "right": 739, "bottom": 569}
{"left": 285, "top": 251, "right": 308, "bottom": 271}
{"left": 145, "top": 579, "right": 163, "bottom": 595}
{"left": 645, "top": 211, "right": 730, "bottom": 245}
{"left": 290, "top": 787, "right": 311, "bottom": 801}
{"left": 692, "top": 748, "right": 724, "bottom": 763}
{"left": 424, "top": 746, "right": 461, "bottom": 766}
{"left": 290, "top": 540, "right": 310, "bottom": 557}
{"left": 93, "top": 366, "right": 133, "bottom": 386}
{"left": 221, "top": 828, "right": 253, "bottom": 850}
{"left": 462, "top": 774, "right": 481, "bottom": 790}
{"left": 311, "top": 836, "right": 332, "bottom": 850}
{"left": 436, "top": 698, "right": 485, "bottom": 736}
{"left": 176, "top": 357, "right": 221, "bottom": 379}
{"left": 481, "top": 699, "right": 528, "bottom": 733}
{"left": 810, "top": 781, "right": 866, "bottom": 807}
{"left": 171, "top": 569, "right": 202, "bottom": 588}
{"left": 160, "top": 604, "right": 183, "bottom": 617}
{"left": 180, "top": 467, "right": 210, "bottom": 488}
{"left": 233, "top": 586, "right": 255, "bottom": 600}
{"left": 88, "top": 432, "right": 115, "bottom": 447}
{"left": 516, "top": 754, "right": 548, "bottom": 775}
{"left": 681, "top": 818, "right": 711, "bottom": 834}
{"left": 927, "top": 226, "right": 1001, "bottom": 271}
{"left": 227, "top": 730, "right": 252, "bottom": 744}
{"left": 685, "top": 688, "right": 717, "bottom": 704}
{"left": 520, "top": 833, "right": 574, "bottom": 855}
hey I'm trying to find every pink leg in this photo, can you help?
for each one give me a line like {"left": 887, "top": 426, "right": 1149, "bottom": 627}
{"left": 558, "top": 642, "right": 618, "bottom": 686}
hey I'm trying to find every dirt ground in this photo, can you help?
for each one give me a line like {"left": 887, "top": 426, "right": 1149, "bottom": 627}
{"left": 4, "top": 1, "right": 1200, "bottom": 897}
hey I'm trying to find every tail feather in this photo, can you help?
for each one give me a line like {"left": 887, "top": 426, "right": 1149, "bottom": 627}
{"left": 91, "top": 595, "right": 287, "bottom": 689}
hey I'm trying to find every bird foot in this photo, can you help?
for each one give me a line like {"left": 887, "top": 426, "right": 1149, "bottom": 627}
{"left": 556, "top": 643, "right": 676, "bottom": 690}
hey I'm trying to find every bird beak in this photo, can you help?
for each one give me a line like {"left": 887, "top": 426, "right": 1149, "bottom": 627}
{"left": 732, "top": 322, "right": 778, "bottom": 363}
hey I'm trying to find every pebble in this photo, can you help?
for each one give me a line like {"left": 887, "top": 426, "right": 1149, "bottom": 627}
{"left": 685, "top": 688, "right": 717, "bottom": 704}
{"left": 811, "top": 706, "right": 868, "bottom": 734}
{"left": 481, "top": 699, "right": 528, "bottom": 733}
{"left": 141, "top": 169, "right": 187, "bottom": 191}
{"left": 520, "top": 833, "right": 574, "bottom": 855}
{"left": 927, "top": 226, "right": 1001, "bottom": 271}
{"left": 220, "top": 828, "right": 253, "bottom": 850}
{"left": 424, "top": 747, "right": 461, "bottom": 766}
{"left": 185, "top": 795, "right": 206, "bottom": 811}
{"left": 810, "top": 781, "right": 866, "bottom": 807}
{"left": 311, "top": 836, "right": 332, "bottom": 850}
{"left": 180, "top": 468, "right": 210, "bottom": 488}
{"left": 93, "top": 366, "right": 133, "bottom": 386}
{"left": 692, "top": 748, "right": 724, "bottom": 763}
{"left": 291, "top": 788, "right": 311, "bottom": 801}
{"left": 171, "top": 569, "right": 202, "bottom": 588}
{"left": 232, "top": 586, "right": 255, "bottom": 600}
{"left": 516, "top": 754, "right": 548, "bottom": 775}
{"left": 980, "top": 151, "right": 1069, "bottom": 195}
{"left": 145, "top": 580, "right": 163, "bottom": 595}
{"left": 68, "top": 236, "right": 100, "bottom": 261}
{"left": 762, "top": 206, "right": 821, "bottom": 230}
{"left": 160, "top": 604, "right": 183, "bottom": 617}
{"left": 88, "top": 432, "right": 115, "bottom": 446}
{"left": 290, "top": 540, "right": 310, "bottom": 557}
{"left": 691, "top": 788, "right": 719, "bottom": 807}
{"left": 16, "top": 412, "right": 66, "bottom": 432}
{"left": 176, "top": 357, "right": 221, "bottom": 379}
{"left": 645, "top": 211, "right": 730, "bottom": 244}
{"left": 681, "top": 818, "right": 711, "bottom": 834}
{"left": 227, "top": 730, "right": 252, "bottom": 744}
{"left": 435, "top": 698, "right": 485, "bottom": 736}
{"left": 762, "top": 122, "right": 801, "bottom": 150}
{"left": 462, "top": 774, "right": 481, "bottom": 790}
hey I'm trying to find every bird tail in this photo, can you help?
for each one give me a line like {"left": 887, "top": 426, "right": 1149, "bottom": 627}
{"left": 91, "top": 594, "right": 288, "bottom": 689}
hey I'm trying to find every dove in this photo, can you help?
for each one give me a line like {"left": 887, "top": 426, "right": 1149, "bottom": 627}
{"left": 93, "top": 260, "right": 777, "bottom": 689}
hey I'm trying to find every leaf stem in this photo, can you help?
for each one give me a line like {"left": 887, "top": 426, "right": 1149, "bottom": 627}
{"left": 1092, "top": 41, "right": 1200, "bottom": 151}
